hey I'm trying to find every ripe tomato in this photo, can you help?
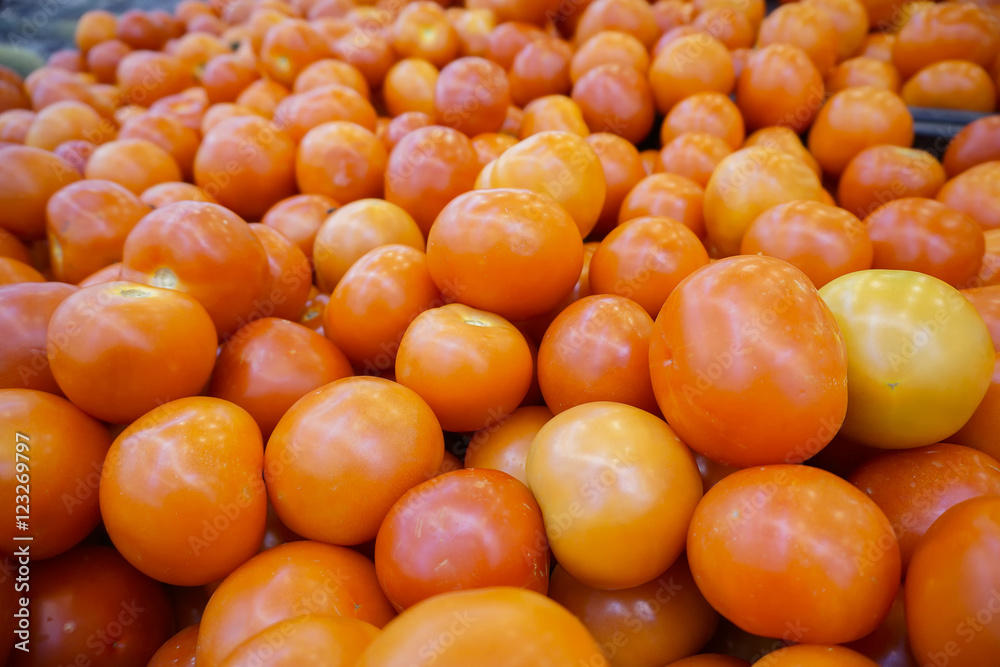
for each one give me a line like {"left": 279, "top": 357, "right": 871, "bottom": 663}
{"left": 210, "top": 317, "right": 353, "bottom": 438}
{"left": 586, "top": 133, "right": 646, "bottom": 238}
{"left": 0, "top": 389, "right": 111, "bottom": 559}
{"left": 549, "top": 556, "right": 719, "bottom": 667}
{"left": 589, "top": 216, "right": 709, "bottom": 318}
{"left": 892, "top": 3, "right": 1000, "bottom": 79}
{"left": 740, "top": 200, "right": 873, "bottom": 289}
{"left": 121, "top": 201, "right": 270, "bottom": 336}
{"left": 619, "top": 173, "right": 706, "bottom": 238}
{"left": 265, "top": 376, "right": 444, "bottom": 545}
{"left": 382, "top": 59, "right": 438, "bottom": 117}
{"left": 649, "top": 34, "right": 734, "bottom": 114}
{"left": 736, "top": 45, "right": 824, "bottom": 133}
{"left": 704, "top": 146, "right": 824, "bottom": 256}
{"left": 273, "top": 84, "right": 378, "bottom": 143}
{"left": 148, "top": 624, "right": 198, "bottom": 667}
{"left": 527, "top": 401, "right": 702, "bottom": 589}
{"left": 689, "top": 465, "right": 900, "bottom": 644}
{"left": 943, "top": 116, "right": 1000, "bottom": 177}
{"left": 849, "top": 443, "right": 1000, "bottom": 569}
{"left": 658, "top": 132, "right": 733, "bottom": 188}
{"left": 218, "top": 615, "right": 380, "bottom": 667}
{"left": 901, "top": 60, "right": 997, "bottom": 113}
{"left": 649, "top": 256, "right": 848, "bottom": 466}
{"left": 8, "top": 545, "right": 173, "bottom": 667}
{"left": 937, "top": 161, "right": 1000, "bottom": 231}
{"left": 750, "top": 646, "right": 880, "bottom": 666}
{"left": 826, "top": 56, "right": 901, "bottom": 94}
{"left": 196, "top": 541, "right": 394, "bottom": 665}
{"left": 819, "top": 270, "right": 995, "bottom": 448}
{"left": 355, "top": 587, "right": 608, "bottom": 667}
{"left": 0, "top": 282, "right": 77, "bottom": 394}
{"left": 464, "top": 405, "right": 553, "bottom": 486}
{"left": 838, "top": 145, "right": 947, "bottom": 219}
{"left": 758, "top": 3, "right": 839, "bottom": 76}
{"left": 46, "top": 281, "right": 218, "bottom": 424}
{"left": 906, "top": 496, "right": 1000, "bottom": 667}
{"left": 426, "top": 188, "right": 584, "bottom": 320}
{"left": 666, "top": 657, "right": 750, "bottom": 667}
{"left": 0, "top": 146, "right": 81, "bottom": 240}
{"left": 100, "top": 396, "right": 266, "bottom": 585}
{"left": 519, "top": 94, "right": 590, "bottom": 138}
{"left": 375, "top": 468, "right": 548, "bottom": 610}
{"left": 395, "top": 304, "right": 533, "bottom": 432}
{"left": 247, "top": 223, "right": 312, "bottom": 322}
{"left": 435, "top": 56, "right": 510, "bottom": 136}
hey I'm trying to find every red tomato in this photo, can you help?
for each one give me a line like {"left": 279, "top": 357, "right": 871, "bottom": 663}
{"left": 688, "top": 465, "right": 901, "bottom": 644}
{"left": 464, "top": 405, "right": 552, "bottom": 486}
{"left": 649, "top": 256, "right": 848, "bottom": 467}
{"left": 0, "top": 282, "right": 77, "bottom": 394}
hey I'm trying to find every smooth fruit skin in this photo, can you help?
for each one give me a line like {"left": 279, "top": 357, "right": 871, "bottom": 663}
{"left": 46, "top": 281, "right": 218, "bottom": 424}
{"left": 0, "top": 282, "right": 77, "bottom": 394}
{"left": 100, "top": 397, "right": 267, "bottom": 586}
{"left": 196, "top": 541, "right": 395, "bottom": 666}
{"left": 355, "top": 587, "right": 609, "bottom": 667}
{"left": 464, "top": 405, "right": 553, "bottom": 486}
{"left": 548, "top": 556, "right": 719, "bottom": 667}
{"left": 148, "top": 624, "right": 199, "bottom": 667}
{"left": 218, "top": 615, "right": 380, "bottom": 667}
{"left": 526, "top": 401, "right": 702, "bottom": 590}
{"left": 906, "top": 496, "right": 1000, "bottom": 667}
{"left": 688, "top": 465, "right": 901, "bottom": 645}
{"left": 265, "top": 376, "right": 444, "bottom": 546}
{"left": 750, "top": 645, "right": 880, "bottom": 666}
{"left": 374, "top": 468, "right": 549, "bottom": 611}
{"left": 649, "top": 256, "right": 848, "bottom": 467}
{"left": 0, "top": 389, "right": 111, "bottom": 559}
{"left": 819, "top": 270, "right": 995, "bottom": 448}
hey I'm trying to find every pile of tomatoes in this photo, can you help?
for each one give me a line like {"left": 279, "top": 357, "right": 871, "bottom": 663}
{"left": 1, "top": 0, "right": 1000, "bottom": 664}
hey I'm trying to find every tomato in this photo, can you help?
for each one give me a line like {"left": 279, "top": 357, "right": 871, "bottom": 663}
{"left": 864, "top": 198, "right": 985, "bottom": 287}
{"left": 892, "top": 3, "right": 1000, "bottom": 80}
{"left": 666, "top": 657, "right": 750, "bottom": 667}
{"left": 0, "top": 389, "right": 110, "bottom": 559}
{"left": 803, "top": 0, "right": 869, "bottom": 62}
{"left": 375, "top": 468, "right": 548, "bottom": 610}
{"left": 0, "top": 258, "right": 44, "bottom": 285}
{"left": 689, "top": 465, "right": 899, "bottom": 644}
{"left": 247, "top": 223, "right": 312, "bottom": 321}
{"left": 218, "top": 615, "right": 380, "bottom": 667}
{"left": 807, "top": 87, "right": 914, "bottom": 177}
{"left": 24, "top": 100, "right": 105, "bottom": 152}
{"left": 427, "top": 188, "right": 583, "bottom": 320}
{"left": 148, "top": 625, "right": 199, "bottom": 667}
{"left": 704, "top": 146, "right": 824, "bottom": 257}
{"left": 8, "top": 545, "right": 172, "bottom": 667}
{"left": 45, "top": 178, "right": 148, "bottom": 284}
{"left": 838, "top": 146, "right": 947, "bottom": 219}
{"left": 46, "top": 281, "right": 217, "bottom": 424}
{"left": 381, "top": 59, "right": 438, "bottom": 118}
{"left": 141, "top": 182, "right": 218, "bottom": 208}
{"left": 259, "top": 19, "right": 329, "bottom": 87}
{"left": 384, "top": 125, "right": 479, "bottom": 235}
{"left": 849, "top": 443, "right": 1000, "bottom": 569}
{"left": 273, "top": 84, "right": 378, "bottom": 142}
{"left": 660, "top": 92, "right": 744, "bottom": 151}
{"left": 527, "top": 401, "right": 702, "bottom": 589}
{"left": 586, "top": 133, "right": 646, "bottom": 238}
{"left": 758, "top": 3, "right": 839, "bottom": 76}
{"left": 210, "top": 317, "right": 352, "bottom": 438}
{"left": 519, "top": 94, "right": 590, "bottom": 138}
{"left": 395, "top": 304, "right": 532, "bottom": 432}
{"left": 0, "top": 228, "right": 30, "bottom": 265}
{"left": 549, "top": 556, "right": 718, "bottom": 667}
{"left": 649, "top": 35, "right": 734, "bottom": 114}
{"left": 570, "top": 31, "right": 648, "bottom": 84}
{"left": 826, "top": 56, "right": 901, "bottom": 94}
{"left": 819, "top": 270, "right": 995, "bottom": 448}
{"left": 950, "top": 352, "right": 1000, "bottom": 460}
{"left": 750, "top": 646, "right": 880, "bottom": 666}
{"left": 901, "top": 60, "right": 997, "bottom": 113}
{"left": 0, "top": 282, "right": 77, "bottom": 393}
{"left": 355, "top": 587, "right": 608, "bottom": 666}
{"left": 435, "top": 57, "right": 510, "bottom": 136}
{"left": 589, "top": 216, "right": 709, "bottom": 318}
{"left": 736, "top": 45, "right": 824, "bottom": 133}
{"left": 650, "top": 256, "right": 848, "bottom": 466}
{"left": 384, "top": 111, "right": 436, "bottom": 153}
{"left": 490, "top": 131, "right": 606, "bottom": 237}
{"left": 943, "top": 116, "right": 1000, "bottom": 177}
{"left": 0, "top": 146, "right": 81, "bottom": 240}
{"left": 196, "top": 541, "right": 395, "bottom": 665}
{"left": 740, "top": 200, "right": 873, "bottom": 289}
{"left": 464, "top": 405, "right": 552, "bottom": 486}
{"left": 265, "top": 376, "right": 443, "bottom": 545}
{"left": 618, "top": 174, "right": 704, "bottom": 242}
{"left": 843, "top": 589, "right": 917, "bottom": 667}
{"left": 390, "top": 3, "right": 460, "bottom": 68}
{"left": 658, "top": 132, "right": 732, "bottom": 188}
{"left": 937, "top": 161, "right": 1000, "bottom": 231}
{"left": 193, "top": 116, "right": 297, "bottom": 219}
{"left": 296, "top": 122, "right": 385, "bottom": 210}
{"left": 906, "top": 496, "right": 1000, "bottom": 667}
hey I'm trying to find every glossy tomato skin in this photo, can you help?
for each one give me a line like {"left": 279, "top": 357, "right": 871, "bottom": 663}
{"left": 849, "top": 443, "right": 1000, "bottom": 570}
{"left": 395, "top": 304, "right": 533, "bottom": 432}
{"left": 7, "top": 545, "right": 173, "bottom": 667}
{"left": 819, "top": 270, "right": 995, "bottom": 448}
{"left": 838, "top": 145, "right": 947, "bottom": 220}
{"left": 688, "top": 465, "right": 900, "bottom": 645}
{"left": 217, "top": 615, "right": 380, "bottom": 667}
{"left": 209, "top": 317, "right": 353, "bottom": 439}
{"left": 650, "top": 256, "right": 848, "bottom": 467}
{"left": 196, "top": 541, "right": 395, "bottom": 666}
{"left": 121, "top": 201, "right": 270, "bottom": 337}
{"left": 265, "top": 376, "right": 444, "bottom": 546}
{"left": 247, "top": 223, "right": 313, "bottom": 322}
{"left": 527, "top": 402, "right": 703, "bottom": 590}
{"left": 148, "top": 624, "right": 198, "bottom": 667}
{"left": 100, "top": 397, "right": 267, "bottom": 586}
{"left": 46, "top": 281, "right": 218, "bottom": 424}
{"left": 0, "top": 389, "right": 111, "bottom": 559}
{"left": 751, "top": 645, "right": 880, "bottom": 666}
{"left": 906, "top": 496, "right": 1000, "bottom": 667}
{"left": 375, "top": 468, "right": 548, "bottom": 611}
{"left": 548, "top": 556, "right": 719, "bottom": 667}
{"left": 0, "top": 282, "right": 77, "bottom": 394}
{"left": 427, "top": 188, "right": 583, "bottom": 321}
{"left": 538, "top": 294, "right": 658, "bottom": 414}
{"left": 355, "top": 587, "right": 608, "bottom": 667}
{"left": 464, "top": 405, "right": 553, "bottom": 486}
